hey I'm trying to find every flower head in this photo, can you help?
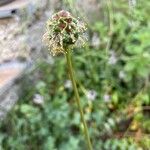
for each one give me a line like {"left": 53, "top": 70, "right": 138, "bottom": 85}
{"left": 128, "top": 0, "right": 137, "bottom": 8}
{"left": 103, "top": 93, "right": 111, "bottom": 103}
{"left": 119, "top": 71, "right": 126, "bottom": 79}
{"left": 64, "top": 80, "right": 72, "bottom": 89}
{"left": 33, "top": 94, "right": 44, "bottom": 105}
{"left": 108, "top": 50, "right": 118, "bottom": 65}
{"left": 86, "top": 90, "right": 97, "bottom": 101}
{"left": 43, "top": 10, "right": 86, "bottom": 56}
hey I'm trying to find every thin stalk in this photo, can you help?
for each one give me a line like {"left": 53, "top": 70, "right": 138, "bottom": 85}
{"left": 106, "top": 0, "right": 114, "bottom": 33}
{"left": 65, "top": 49, "right": 93, "bottom": 150}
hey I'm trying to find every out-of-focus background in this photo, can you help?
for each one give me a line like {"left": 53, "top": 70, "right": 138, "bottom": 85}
{"left": 0, "top": 0, "right": 150, "bottom": 149}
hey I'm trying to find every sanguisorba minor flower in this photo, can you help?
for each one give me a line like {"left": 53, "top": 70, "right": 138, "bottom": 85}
{"left": 43, "top": 10, "right": 93, "bottom": 150}
{"left": 43, "top": 10, "right": 86, "bottom": 55}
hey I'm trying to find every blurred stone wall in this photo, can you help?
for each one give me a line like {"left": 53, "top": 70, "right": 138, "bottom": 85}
{"left": 48, "top": 0, "right": 104, "bottom": 23}
{"left": 0, "top": 0, "right": 49, "bottom": 119}
{"left": 75, "top": 0, "right": 104, "bottom": 23}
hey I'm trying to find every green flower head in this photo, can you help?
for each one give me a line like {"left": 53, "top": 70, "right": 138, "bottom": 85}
{"left": 43, "top": 10, "right": 86, "bottom": 56}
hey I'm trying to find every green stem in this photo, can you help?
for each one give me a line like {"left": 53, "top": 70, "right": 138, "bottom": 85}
{"left": 106, "top": 0, "right": 113, "bottom": 33}
{"left": 65, "top": 49, "right": 93, "bottom": 150}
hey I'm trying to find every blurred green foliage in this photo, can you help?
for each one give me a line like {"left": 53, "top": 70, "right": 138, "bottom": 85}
{"left": 0, "top": 0, "right": 150, "bottom": 149}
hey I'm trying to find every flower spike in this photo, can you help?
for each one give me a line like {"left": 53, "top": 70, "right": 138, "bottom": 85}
{"left": 43, "top": 10, "right": 86, "bottom": 56}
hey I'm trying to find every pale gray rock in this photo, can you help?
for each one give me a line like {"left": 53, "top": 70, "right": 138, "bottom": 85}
{"left": 0, "top": 61, "right": 27, "bottom": 119}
